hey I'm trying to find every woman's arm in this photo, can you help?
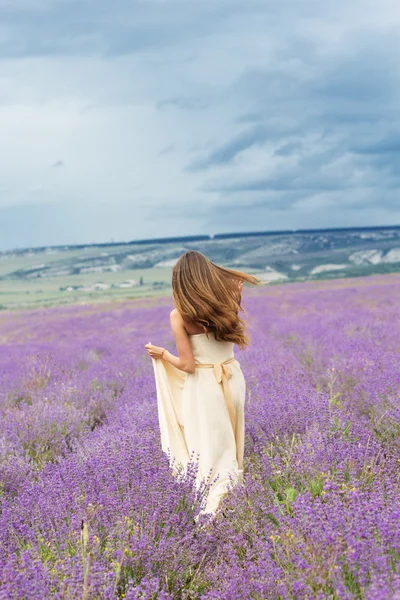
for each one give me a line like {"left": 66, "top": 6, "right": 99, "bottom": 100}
{"left": 144, "top": 309, "right": 196, "bottom": 374}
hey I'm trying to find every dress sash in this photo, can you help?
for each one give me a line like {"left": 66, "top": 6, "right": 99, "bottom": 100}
{"left": 195, "top": 356, "right": 237, "bottom": 458}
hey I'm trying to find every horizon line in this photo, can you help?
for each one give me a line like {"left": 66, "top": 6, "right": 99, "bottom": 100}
{"left": 4, "top": 223, "right": 400, "bottom": 254}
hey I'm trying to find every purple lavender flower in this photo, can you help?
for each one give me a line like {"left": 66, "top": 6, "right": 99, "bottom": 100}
{"left": 0, "top": 274, "right": 399, "bottom": 599}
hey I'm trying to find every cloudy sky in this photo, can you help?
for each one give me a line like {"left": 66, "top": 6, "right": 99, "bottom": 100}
{"left": 1, "top": 0, "right": 400, "bottom": 250}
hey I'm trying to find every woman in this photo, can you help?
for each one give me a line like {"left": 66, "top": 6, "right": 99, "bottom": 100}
{"left": 145, "top": 250, "right": 260, "bottom": 516}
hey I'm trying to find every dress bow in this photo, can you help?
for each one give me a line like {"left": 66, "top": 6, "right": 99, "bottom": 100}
{"left": 213, "top": 362, "right": 233, "bottom": 384}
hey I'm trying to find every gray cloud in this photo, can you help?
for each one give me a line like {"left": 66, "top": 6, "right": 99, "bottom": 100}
{"left": 1, "top": 0, "right": 400, "bottom": 249}
{"left": 188, "top": 28, "right": 400, "bottom": 216}
{"left": 52, "top": 159, "right": 64, "bottom": 168}
{"left": 158, "top": 143, "right": 175, "bottom": 156}
{"left": 351, "top": 133, "right": 400, "bottom": 155}
{"left": 187, "top": 126, "right": 271, "bottom": 171}
{"left": 157, "top": 97, "right": 209, "bottom": 111}
{"left": 0, "top": 0, "right": 266, "bottom": 59}
{"left": 0, "top": 197, "right": 201, "bottom": 250}
{"left": 274, "top": 142, "right": 302, "bottom": 157}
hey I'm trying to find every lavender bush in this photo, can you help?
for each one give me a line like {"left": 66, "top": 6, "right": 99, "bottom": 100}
{"left": 0, "top": 275, "right": 399, "bottom": 599}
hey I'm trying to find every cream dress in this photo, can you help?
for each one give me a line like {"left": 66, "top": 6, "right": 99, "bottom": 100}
{"left": 151, "top": 332, "right": 246, "bottom": 515}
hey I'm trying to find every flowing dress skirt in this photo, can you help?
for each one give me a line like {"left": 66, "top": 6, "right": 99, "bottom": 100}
{"left": 151, "top": 332, "right": 245, "bottom": 515}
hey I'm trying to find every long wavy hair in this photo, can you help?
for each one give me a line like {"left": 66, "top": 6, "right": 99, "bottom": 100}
{"left": 172, "top": 250, "right": 261, "bottom": 349}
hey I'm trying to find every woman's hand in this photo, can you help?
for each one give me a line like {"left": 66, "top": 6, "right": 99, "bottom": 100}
{"left": 233, "top": 278, "right": 243, "bottom": 308}
{"left": 145, "top": 343, "right": 165, "bottom": 359}
{"left": 232, "top": 278, "right": 243, "bottom": 291}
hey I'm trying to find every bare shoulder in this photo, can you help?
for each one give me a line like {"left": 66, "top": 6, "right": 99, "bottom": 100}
{"left": 169, "top": 308, "right": 189, "bottom": 338}
{"left": 170, "top": 308, "right": 184, "bottom": 325}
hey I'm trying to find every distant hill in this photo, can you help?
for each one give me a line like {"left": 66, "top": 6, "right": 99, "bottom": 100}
{"left": 3, "top": 224, "right": 400, "bottom": 254}
{"left": 1, "top": 225, "right": 399, "bottom": 309}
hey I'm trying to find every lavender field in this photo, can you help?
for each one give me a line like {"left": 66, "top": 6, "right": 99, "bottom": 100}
{"left": 0, "top": 275, "right": 399, "bottom": 600}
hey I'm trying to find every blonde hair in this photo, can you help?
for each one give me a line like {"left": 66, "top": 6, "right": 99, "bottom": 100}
{"left": 172, "top": 250, "right": 260, "bottom": 349}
